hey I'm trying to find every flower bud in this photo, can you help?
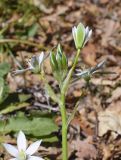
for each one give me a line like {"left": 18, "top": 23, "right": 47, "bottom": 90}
{"left": 50, "top": 44, "right": 68, "bottom": 83}
{"left": 72, "top": 23, "right": 92, "bottom": 49}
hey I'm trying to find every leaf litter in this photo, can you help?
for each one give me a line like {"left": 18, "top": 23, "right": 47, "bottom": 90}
{"left": 1, "top": 0, "right": 121, "bottom": 159}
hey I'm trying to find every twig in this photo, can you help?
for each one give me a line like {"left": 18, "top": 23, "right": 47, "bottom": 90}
{"left": 34, "top": 102, "right": 59, "bottom": 112}
{"left": 0, "top": 39, "right": 47, "bottom": 50}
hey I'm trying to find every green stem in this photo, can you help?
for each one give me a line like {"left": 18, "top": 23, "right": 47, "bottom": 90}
{"left": 60, "top": 49, "right": 81, "bottom": 160}
{"left": 60, "top": 94, "right": 68, "bottom": 160}
{"left": 61, "top": 49, "right": 81, "bottom": 94}
{"left": 41, "top": 68, "right": 68, "bottom": 159}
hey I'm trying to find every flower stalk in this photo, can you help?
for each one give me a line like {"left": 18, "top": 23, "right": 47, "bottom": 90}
{"left": 61, "top": 49, "right": 80, "bottom": 95}
{"left": 59, "top": 48, "right": 81, "bottom": 160}
{"left": 60, "top": 93, "right": 67, "bottom": 160}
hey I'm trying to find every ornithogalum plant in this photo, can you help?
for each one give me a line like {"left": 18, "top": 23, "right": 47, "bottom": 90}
{"left": 12, "top": 22, "right": 105, "bottom": 160}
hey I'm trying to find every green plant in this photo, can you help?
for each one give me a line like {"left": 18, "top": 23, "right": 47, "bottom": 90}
{"left": 13, "top": 22, "right": 105, "bottom": 160}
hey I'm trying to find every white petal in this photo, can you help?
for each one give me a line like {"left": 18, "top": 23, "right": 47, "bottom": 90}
{"left": 38, "top": 52, "right": 44, "bottom": 66}
{"left": 28, "top": 156, "right": 44, "bottom": 160}
{"left": 3, "top": 143, "right": 18, "bottom": 157}
{"left": 10, "top": 158, "right": 17, "bottom": 160}
{"left": 85, "top": 26, "right": 89, "bottom": 35}
{"left": 72, "top": 26, "right": 77, "bottom": 37}
{"left": 17, "top": 131, "right": 27, "bottom": 152}
{"left": 84, "top": 29, "right": 92, "bottom": 46}
{"left": 88, "top": 30, "right": 92, "bottom": 39}
{"left": 73, "top": 26, "right": 77, "bottom": 33}
{"left": 26, "top": 140, "right": 42, "bottom": 156}
{"left": 72, "top": 27, "right": 77, "bottom": 44}
{"left": 29, "top": 56, "right": 37, "bottom": 69}
{"left": 75, "top": 72, "right": 82, "bottom": 76}
{"left": 28, "top": 62, "right": 34, "bottom": 69}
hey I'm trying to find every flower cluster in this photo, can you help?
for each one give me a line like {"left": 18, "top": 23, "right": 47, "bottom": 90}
{"left": 13, "top": 22, "right": 92, "bottom": 77}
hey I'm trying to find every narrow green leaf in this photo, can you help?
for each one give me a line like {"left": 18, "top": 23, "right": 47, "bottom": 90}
{"left": 62, "top": 53, "right": 68, "bottom": 70}
{"left": 50, "top": 52, "right": 58, "bottom": 70}
{"left": 56, "top": 51, "right": 62, "bottom": 71}
{"left": 28, "top": 23, "right": 39, "bottom": 37}
{"left": 0, "top": 102, "right": 29, "bottom": 115}
{"left": 57, "top": 44, "right": 62, "bottom": 54}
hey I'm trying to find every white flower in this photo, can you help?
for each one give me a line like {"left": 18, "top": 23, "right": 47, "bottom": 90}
{"left": 28, "top": 52, "right": 44, "bottom": 70}
{"left": 3, "top": 131, "right": 44, "bottom": 160}
{"left": 72, "top": 22, "right": 92, "bottom": 49}
{"left": 13, "top": 52, "right": 44, "bottom": 75}
{"left": 75, "top": 60, "right": 106, "bottom": 82}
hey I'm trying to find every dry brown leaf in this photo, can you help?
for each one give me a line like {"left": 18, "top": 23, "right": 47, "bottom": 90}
{"left": 84, "top": 2, "right": 99, "bottom": 15}
{"left": 82, "top": 43, "right": 97, "bottom": 66}
{"left": 72, "top": 136, "right": 97, "bottom": 159}
{"left": 44, "top": 58, "right": 52, "bottom": 74}
{"left": 106, "top": 87, "right": 121, "bottom": 103}
{"left": 101, "top": 19, "right": 120, "bottom": 47}
{"left": 91, "top": 78, "right": 116, "bottom": 86}
{"left": 99, "top": 0, "right": 110, "bottom": 4}
{"left": 108, "top": 101, "right": 121, "bottom": 113}
{"left": 101, "top": 143, "right": 112, "bottom": 160}
{"left": 73, "top": 90, "right": 82, "bottom": 97}
{"left": 98, "top": 110, "right": 121, "bottom": 138}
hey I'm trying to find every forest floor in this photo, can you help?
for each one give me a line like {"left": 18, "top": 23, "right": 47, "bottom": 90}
{"left": 0, "top": 0, "right": 121, "bottom": 159}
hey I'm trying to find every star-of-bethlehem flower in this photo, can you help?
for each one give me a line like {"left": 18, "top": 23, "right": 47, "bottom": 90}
{"left": 72, "top": 22, "right": 92, "bottom": 49}
{"left": 13, "top": 52, "right": 44, "bottom": 75}
{"left": 3, "top": 131, "right": 44, "bottom": 160}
